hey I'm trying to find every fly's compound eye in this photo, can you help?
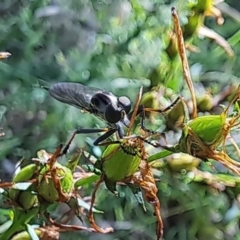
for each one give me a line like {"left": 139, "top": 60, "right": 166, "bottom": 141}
{"left": 105, "top": 104, "right": 122, "bottom": 123}
{"left": 118, "top": 96, "right": 131, "bottom": 114}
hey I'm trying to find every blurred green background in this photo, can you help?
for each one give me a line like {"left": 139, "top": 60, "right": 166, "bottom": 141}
{"left": 1, "top": 0, "right": 240, "bottom": 239}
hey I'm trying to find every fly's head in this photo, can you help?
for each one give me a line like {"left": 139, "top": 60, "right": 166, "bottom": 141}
{"left": 91, "top": 92, "right": 131, "bottom": 124}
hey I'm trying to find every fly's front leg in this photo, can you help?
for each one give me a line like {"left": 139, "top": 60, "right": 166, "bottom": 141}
{"left": 129, "top": 97, "right": 181, "bottom": 140}
{"left": 93, "top": 125, "right": 126, "bottom": 147}
{"left": 93, "top": 129, "right": 118, "bottom": 145}
{"left": 63, "top": 128, "right": 117, "bottom": 154}
{"left": 143, "top": 96, "right": 181, "bottom": 117}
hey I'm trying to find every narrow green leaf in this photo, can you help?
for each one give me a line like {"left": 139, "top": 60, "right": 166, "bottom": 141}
{"left": 82, "top": 164, "right": 102, "bottom": 175}
{"left": 77, "top": 198, "right": 103, "bottom": 213}
{"left": 148, "top": 150, "right": 173, "bottom": 162}
{"left": 26, "top": 224, "right": 39, "bottom": 240}
{"left": 127, "top": 184, "right": 146, "bottom": 211}
{"left": 74, "top": 174, "right": 100, "bottom": 188}
{"left": 12, "top": 182, "right": 32, "bottom": 190}
{"left": 0, "top": 220, "right": 12, "bottom": 234}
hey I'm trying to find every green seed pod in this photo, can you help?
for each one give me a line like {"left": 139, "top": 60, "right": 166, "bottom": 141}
{"left": 187, "top": 114, "right": 225, "bottom": 147}
{"left": 9, "top": 164, "right": 39, "bottom": 210}
{"left": 37, "top": 163, "right": 74, "bottom": 203}
{"left": 166, "top": 32, "right": 178, "bottom": 59}
{"left": 167, "top": 153, "right": 200, "bottom": 172}
{"left": 102, "top": 143, "right": 141, "bottom": 183}
{"left": 197, "top": 93, "right": 213, "bottom": 112}
{"left": 165, "top": 99, "right": 185, "bottom": 130}
{"left": 17, "top": 191, "right": 38, "bottom": 210}
{"left": 12, "top": 164, "right": 38, "bottom": 183}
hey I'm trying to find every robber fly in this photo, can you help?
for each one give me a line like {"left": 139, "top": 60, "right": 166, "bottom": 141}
{"left": 49, "top": 82, "right": 133, "bottom": 143}
{"left": 49, "top": 82, "right": 178, "bottom": 153}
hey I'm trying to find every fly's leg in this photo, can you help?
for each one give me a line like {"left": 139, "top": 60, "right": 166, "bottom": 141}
{"left": 93, "top": 129, "right": 118, "bottom": 145}
{"left": 62, "top": 128, "right": 117, "bottom": 154}
{"left": 136, "top": 96, "right": 182, "bottom": 137}
{"left": 94, "top": 133, "right": 166, "bottom": 152}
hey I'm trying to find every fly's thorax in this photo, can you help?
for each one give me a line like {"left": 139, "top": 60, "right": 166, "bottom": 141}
{"left": 90, "top": 92, "right": 117, "bottom": 113}
{"left": 90, "top": 92, "right": 131, "bottom": 124}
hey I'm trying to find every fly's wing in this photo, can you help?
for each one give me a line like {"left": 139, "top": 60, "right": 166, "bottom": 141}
{"left": 49, "top": 82, "right": 102, "bottom": 112}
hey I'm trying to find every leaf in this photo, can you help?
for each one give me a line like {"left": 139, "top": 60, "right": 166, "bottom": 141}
{"left": 127, "top": 183, "right": 146, "bottom": 212}
{"left": 26, "top": 224, "right": 39, "bottom": 240}
{"left": 0, "top": 220, "right": 13, "bottom": 234}
{"left": 12, "top": 182, "right": 33, "bottom": 190}
{"left": 82, "top": 164, "right": 102, "bottom": 175}
{"left": 77, "top": 198, "right": 103, "bottom": 213}
{"left": 198, "top": 25, "right": 234, "bottom": 57}
{"left": 74, "top": 174, "right": 100, "bottom": 188}
{"left": 148, "top": 149, "right": 173, "bottom": 162}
